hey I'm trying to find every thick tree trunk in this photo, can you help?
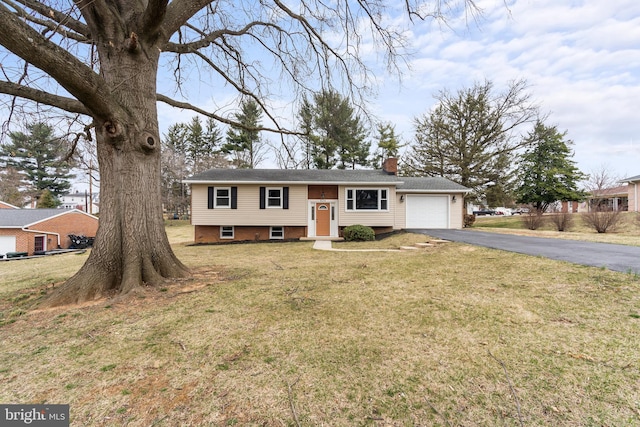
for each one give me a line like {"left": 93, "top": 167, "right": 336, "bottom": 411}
{"left": 44, "top": 35, "right": 190, "bottom": 307}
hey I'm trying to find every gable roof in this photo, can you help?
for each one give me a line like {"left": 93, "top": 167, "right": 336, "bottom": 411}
{"left": 184, "top": 169, "right": 471, "bottom": 192}
{"left": 0, "top": 209, "right": 97, "bottom": 228}
{"left": 590, "top": 185, "right": 629, "bottom": 198}
{"left": 622, "top": 174, "right": 640, "bottom": 183}
{"left": 394, "top": 176, "right": 470, "bottom": 192}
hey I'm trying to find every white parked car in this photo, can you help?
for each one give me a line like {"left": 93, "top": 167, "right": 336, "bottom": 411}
{"left": 494, "top": 207, "right": 512, "bottom": 216}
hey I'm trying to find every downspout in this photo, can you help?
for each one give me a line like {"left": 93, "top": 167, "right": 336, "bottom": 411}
{"left": 21, "top": 227, "right": 61, "bottom": 250}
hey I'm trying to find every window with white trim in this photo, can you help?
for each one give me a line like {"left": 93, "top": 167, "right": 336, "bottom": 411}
{"left": 270, "top": 226, "right": 284, "bottom": 240}
{"left": 267, "top": 188, "right": 282, "bottom": 208}
{"left": 215, "top": 187, "right": 231, "bottom": 208}
{"left": 220, "top": 226, "right": 234, "bottom": 239}
{"left": 346, "top": 188, "right": 389, "bottom": 211}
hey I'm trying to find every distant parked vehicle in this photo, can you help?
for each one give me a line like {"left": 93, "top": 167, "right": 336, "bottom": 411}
{"left": 494, "top": 207, "right": 512, "bottom": 216}
{"left": 512, "top": 208, "right": 530, "bottom": 215}
{"left": 68, "top": 234, "right": 94, "bottom": 249}
{"left": 472, "top": 209, "right": 496, "bottom": 216}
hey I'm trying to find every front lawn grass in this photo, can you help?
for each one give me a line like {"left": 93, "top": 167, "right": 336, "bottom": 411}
{"left": 474, "top": 212, "right": 640, "bottom": 246}
{"left": 0, "top": 223, "right": 639, "bottom": 425}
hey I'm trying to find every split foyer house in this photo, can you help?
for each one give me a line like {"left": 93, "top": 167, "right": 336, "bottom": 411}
{"left": 184, "top": 159, "right": 470, "bottom": 243}
{"left": 0, "top": 208, "right": 99, "bottom": 257}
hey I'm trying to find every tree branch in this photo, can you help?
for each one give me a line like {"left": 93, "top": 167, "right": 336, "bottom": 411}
{"left": 488, "top": 350, "right": 524, "bottom": 427}
{"left": 161, "top": 0, "right": 211, "bottom": 44}
{"left": 0, "top": 3, "right": 117, "bottom": 120}
{"left": 163, "top": 21, "right": 279, "bottom": 53}
{"left": 10, "top": 0, "right": 90, "bottom": 37}
{"left": 142, "top": 0, "right": 168, "bottom": 42}
{"left": 0, "top": 80, "right": 89, "bottom": 115}
{"left": 157, "top": 94, "right": 303, "bottom": 137}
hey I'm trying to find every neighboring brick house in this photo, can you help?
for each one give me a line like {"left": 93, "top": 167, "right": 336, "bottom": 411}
{"left": 622, "top": 175, "right": 640, "bottom": 212}
{"left": 0, "top": 201, "right": 20, "bottom": 209}
{"left": 0, "top": 208, "right": 98, "bottom": 257}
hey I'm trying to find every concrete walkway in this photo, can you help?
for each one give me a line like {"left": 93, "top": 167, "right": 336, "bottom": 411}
{"left": 312, "top": 240, "right": 403, "bottom": 252}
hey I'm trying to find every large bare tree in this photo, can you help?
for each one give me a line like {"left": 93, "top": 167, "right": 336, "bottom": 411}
{"left": 0, "top": 0, "right": 476, "bottom": 306}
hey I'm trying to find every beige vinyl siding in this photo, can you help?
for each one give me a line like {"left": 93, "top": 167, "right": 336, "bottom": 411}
{"left": 450, "top": 194, "right": 465, "bottom": 228}
{"left": 338, "top": 186, "right": 396, "bottom": 227}
{"left": 190, "top": 184, "right": 308, "bottom": 226}
{"left": 630, "top": 182, "right": 639, "bottom": 212}
{"left": 394, "top": 192, "right": 406, "bottom": 230}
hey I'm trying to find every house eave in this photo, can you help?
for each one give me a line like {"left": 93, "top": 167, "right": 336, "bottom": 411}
{"left": 183, "top": 179, "right": 402, "bottom": 186}
{"left": 396, "top": 189, "right": 472, "bottom": 194}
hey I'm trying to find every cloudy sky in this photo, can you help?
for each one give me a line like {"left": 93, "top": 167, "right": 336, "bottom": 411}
{"left": 369, "top": 0, "right": 640, "bottom": 178}
{"left": 154, "top": 0, "right": 640, "bottom": 178}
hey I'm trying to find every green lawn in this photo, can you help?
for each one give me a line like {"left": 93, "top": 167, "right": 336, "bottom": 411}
{"left": 0, "top": 223, "right": 639, "bottom": 425}
{"left": 473, "top": 211, "right": 640, "bottom": 246}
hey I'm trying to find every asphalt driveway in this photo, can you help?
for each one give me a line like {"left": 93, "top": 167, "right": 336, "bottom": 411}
{"left": 410, "top": 229, "right": 640, "bottom": 274}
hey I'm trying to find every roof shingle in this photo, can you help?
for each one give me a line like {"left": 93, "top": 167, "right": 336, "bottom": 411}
{"left": 0, "top": 209, "right": 74, "bottom": 227}
{"left": 184, "top": 169, "right": 470, "bottom": 192}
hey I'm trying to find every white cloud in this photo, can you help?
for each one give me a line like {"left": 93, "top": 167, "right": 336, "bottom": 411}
{"left": 370, "top": 0, "right": 640, "bottom": 175}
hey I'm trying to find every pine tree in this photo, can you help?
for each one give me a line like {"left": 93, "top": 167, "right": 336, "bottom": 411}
{"left": 1, "top": 122, "right": 75, "bottom": 198}
{"left": 299, "top": 90, "right": 370, "bottom": 169}
{"left": 223, "top": 99, "right": 264, "bottom": 168}
{"left": 515, "top": 121, "right": 587, "bottom": 212}
{"left": 373, "top": 122, "right": 402, "bottom": 168}
{"left": 37, "top": 189, "right": 59, "bottom": 208}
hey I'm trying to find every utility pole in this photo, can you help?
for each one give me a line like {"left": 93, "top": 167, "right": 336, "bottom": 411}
{"left": 88, "top": 158, "right": 93, "bottom": 215}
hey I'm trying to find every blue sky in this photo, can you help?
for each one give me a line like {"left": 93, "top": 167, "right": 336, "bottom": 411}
{"left": 156, "top": 0, "right": 638, "bottom": 178}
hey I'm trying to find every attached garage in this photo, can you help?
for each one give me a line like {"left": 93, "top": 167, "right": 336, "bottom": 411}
{"left": 405, "top": 195, "right": 449, "bottom": 229}
{"left": 0, "top": 235, "right": 17, "bottom": 256}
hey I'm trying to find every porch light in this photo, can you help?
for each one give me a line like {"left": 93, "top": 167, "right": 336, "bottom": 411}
{"left": 452, "top": 195, "right": 457, "bottom": 203}
{"left": 400, "top": 195, "right": 405, "bottom": 202}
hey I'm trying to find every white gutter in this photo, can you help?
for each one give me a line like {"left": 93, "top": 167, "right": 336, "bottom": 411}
{"left": 396, "top": 189, "right": 472, "bottom": 194}
{"left": 20, "top": 227, "right": 61, "bottom": 250}
{"left": 183, "top": 180, "right": 406, "bottom": 186}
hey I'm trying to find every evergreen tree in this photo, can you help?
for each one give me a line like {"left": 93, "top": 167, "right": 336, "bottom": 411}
{"left": 515, "top": 121, "right": 587, "bottom": 212}
{"left": 223, "top": 99, "right": 265, "bottom": 168}
{"left": 298, "top": 90, "right": 371, "bottom": 169}
{"left": 37, "top": 189, "right": 59, "bottom": 208}
{"left": 1, "top": 122, "right": 75, "bottom": 198}
{"left": 373, "top": 122, "right": 402, "bottom": 168}
{"left": 0, "top": 166, "right": 27, "bottom": 207}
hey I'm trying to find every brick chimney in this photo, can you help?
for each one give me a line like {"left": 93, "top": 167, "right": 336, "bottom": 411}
{"left": 382, "top": 158, "right": 398, "bottom": 175}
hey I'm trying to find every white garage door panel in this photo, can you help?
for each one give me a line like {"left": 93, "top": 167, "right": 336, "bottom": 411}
{"left": 406, "top": 195, "right": 449, "bottom": 228}
{"left": 0, "top": 236, "right": 17, "bottom": 256}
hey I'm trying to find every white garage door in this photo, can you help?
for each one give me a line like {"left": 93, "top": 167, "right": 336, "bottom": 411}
{"left": 0, "top": 236, "right": 17, "bottom": 256}
{"left": 406, "top": 195, "right": 449, "bottom": 228}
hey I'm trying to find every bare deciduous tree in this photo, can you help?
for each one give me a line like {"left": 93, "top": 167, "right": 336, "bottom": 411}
{"left": 548, "top": 204, "right": 573, "bottom": 232}
{"left": 0, "top": 0, "right": 478, "bottom": 306}
{"left": 581, "top": 166, "right": 623, "bottom": 233}
{"left": 521, "top": 204, "right": 545, "bottom": 230}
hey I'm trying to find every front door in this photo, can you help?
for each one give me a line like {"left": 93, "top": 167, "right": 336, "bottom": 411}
{"left": 34, "top": 235, "right": 46, "bottom": 252}
{"left": 315, "top": 203, "right": 331, "bottom": 236}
